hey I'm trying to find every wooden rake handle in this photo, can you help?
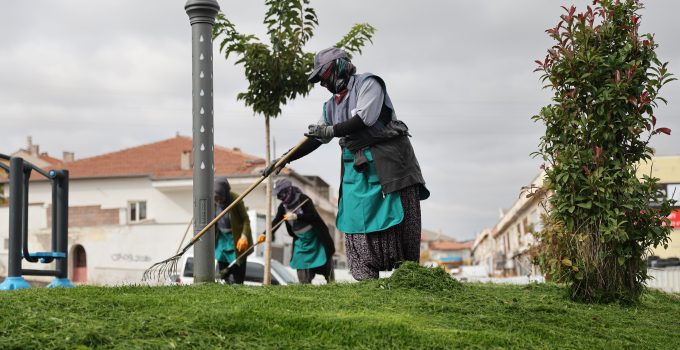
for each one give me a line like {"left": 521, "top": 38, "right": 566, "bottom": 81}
{"left": 187, "top": 137, "right": 309, "bottom": 246}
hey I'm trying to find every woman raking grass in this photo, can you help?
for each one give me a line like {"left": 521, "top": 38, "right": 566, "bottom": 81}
{"left": 263, "top": 48, "right": 429, "bottom": 280}
{"left": 258, "top": 179, "right": 335, "bottom": 283}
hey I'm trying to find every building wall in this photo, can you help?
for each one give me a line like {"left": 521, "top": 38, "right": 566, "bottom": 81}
{"left": 25, "top": 177, "right": 190, "bottom": 226}
{"left": 638, "top": 156, "right": 680, "bottom": 183}
{"left": 48, "top": 205, "right": 120, "bottom": 227}
{"left": 638, "top": 156, "right": 680, "bottom": 259}
{"left": 490, "top": 174, "right": 545, "bottom": 277}
{"left": 657, "top": 230, "right": 680, "bottom": 259}
{"left": 480, "top": 237, "right": 495, "bottom": 274}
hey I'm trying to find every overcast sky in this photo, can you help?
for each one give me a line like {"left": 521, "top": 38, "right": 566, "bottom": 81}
{"left": 1, "top": 1, "right": 678, "bottom": 240}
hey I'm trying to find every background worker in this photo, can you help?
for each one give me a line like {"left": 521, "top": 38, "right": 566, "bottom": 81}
{"left": 214, "top": 177, "right": 253, "bottom": 284}
{"left": 263, "top": 47, "right": 429, "bottom": 280}
{"left": 258, "top": 178, "right": 335, "bottom": 284}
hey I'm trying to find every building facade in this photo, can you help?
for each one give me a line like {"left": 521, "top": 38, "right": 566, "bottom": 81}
{"left": 637, "top": 155, "right": 680, "bottom": 259}
{"left": 471, "top": 228, "right": 495, "bottom": 276}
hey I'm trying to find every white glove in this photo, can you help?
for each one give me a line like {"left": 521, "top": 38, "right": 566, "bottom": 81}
{"left": 283, "top": 212, "right": 298, "bottom": 221}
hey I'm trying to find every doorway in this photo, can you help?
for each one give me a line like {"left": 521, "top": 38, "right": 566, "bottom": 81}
{"left": 72, "top": 245, "right": 87, "bottom": 282}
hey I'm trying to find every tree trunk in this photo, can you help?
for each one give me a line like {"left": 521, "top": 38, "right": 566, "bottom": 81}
{"left": 263, "top": 115, "right": 273, "bottom": 285}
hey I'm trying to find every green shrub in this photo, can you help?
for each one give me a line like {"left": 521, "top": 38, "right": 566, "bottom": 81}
{"left": 531, "top": 0, "right": 675, "bottom": 304}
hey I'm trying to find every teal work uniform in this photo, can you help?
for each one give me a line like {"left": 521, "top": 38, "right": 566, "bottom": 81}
{"left": 289, "top": 226, "right": 327, "bottom": 270}
{"left": 337, "top": 148, "right": 404, "bottom": 234}
{"left": 215, "top": 229, "right": 237, "bottom": 263}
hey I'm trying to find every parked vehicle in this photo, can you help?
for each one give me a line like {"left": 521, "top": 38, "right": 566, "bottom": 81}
{"left": 648, "top": 255, "right": 680, "bottom": 268}
{"left": 174, "top": 253, "right": 298, "bottom": 286}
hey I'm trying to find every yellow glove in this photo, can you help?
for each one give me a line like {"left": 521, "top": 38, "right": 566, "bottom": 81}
{"left": 236, "top": 236, "right": 249, "bottom": 253}
{"left": 257, "top": 234, "right": 266, "bottom": 244}
{"left": 283, "top": 212, "right": 298, "bottom": 221}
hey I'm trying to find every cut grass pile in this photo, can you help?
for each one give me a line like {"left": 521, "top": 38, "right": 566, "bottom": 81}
{"left": 381, "top": 261, "right": 463, "bottom": 292}
{"left": 0, "top": 264, "right": 679, "bottom": 349}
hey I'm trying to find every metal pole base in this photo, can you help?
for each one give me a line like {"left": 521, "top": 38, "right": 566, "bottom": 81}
{"left": 0, "top": 276, "right": 31, "bottom": 290}
{"left": 47, "top": 278, "right": 75, "bottom": 288}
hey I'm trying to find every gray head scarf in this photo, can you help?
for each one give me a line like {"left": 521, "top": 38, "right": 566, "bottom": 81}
{"left": 214, "top": 177, "right": 232, "bottom": 231}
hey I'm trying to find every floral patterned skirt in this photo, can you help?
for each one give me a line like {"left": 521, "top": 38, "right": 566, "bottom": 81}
{"left": 344, "top": 185, "right": 422, "bottom": 280}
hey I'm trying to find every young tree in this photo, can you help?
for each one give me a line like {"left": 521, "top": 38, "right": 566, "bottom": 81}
{"left": 532, "top": 0, "right": 675, "bottom": 304}
{"left": 213, "top": 0, "right": 375, "bottom": 285}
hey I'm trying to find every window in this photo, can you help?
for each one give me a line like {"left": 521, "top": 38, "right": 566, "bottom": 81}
{"left": 129, "top": 201, "right": 147, "bottom": 222}
{"left": 668, "top": 184, "right": 680, "bottom": 203}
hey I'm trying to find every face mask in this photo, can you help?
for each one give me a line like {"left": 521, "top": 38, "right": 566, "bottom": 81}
{"left": 319, "top": 59, "right": 353, "bottom": 95}
{"left": 324, "top": 82, "right": 340, "bottom": 94}
{"left": 279, "top": 186, "right": 301, "bottom": 206}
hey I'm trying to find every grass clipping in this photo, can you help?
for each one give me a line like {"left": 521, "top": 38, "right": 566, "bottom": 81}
{"left": 380, "top": 261, "right": 462, "bottom": 292}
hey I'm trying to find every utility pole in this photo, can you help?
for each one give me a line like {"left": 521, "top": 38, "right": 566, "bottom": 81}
{"left": 185, "top": 0, "right": 219, "bottom": 283}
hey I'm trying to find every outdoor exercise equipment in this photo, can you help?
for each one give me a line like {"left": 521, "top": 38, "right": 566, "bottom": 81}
{"left": 0, "top": 154, "right": 74, "bottom": 290}
{"left": 142, "top": 138, "right": 309, "bottom": 282}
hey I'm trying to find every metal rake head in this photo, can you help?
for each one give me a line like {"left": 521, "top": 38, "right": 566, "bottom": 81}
{"left": 142, "top": 253, "right": 182, "bottom": 283}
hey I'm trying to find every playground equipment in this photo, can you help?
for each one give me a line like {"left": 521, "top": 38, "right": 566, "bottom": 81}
{"left": 0, "top": 154, "right": 74, "bottom": 290}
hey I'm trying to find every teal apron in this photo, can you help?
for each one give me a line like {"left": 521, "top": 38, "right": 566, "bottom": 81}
{"left": 337, "top": 148, "right": 404, "bottom": 234}
{"left": 289, "top": 226, "right": 327, "bottom": 270}
{"left": 215, "top": 229, "right": 237, "bottom": 263}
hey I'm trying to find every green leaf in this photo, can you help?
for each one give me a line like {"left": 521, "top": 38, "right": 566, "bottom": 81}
{"left": 617, "top": 256, "right": 626, "bottom": 266}
{"left": 576, "top": 202, "right": 592, "bottom": 209}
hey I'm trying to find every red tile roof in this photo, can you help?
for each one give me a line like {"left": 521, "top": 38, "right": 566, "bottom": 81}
{"left": 63, "top": 135, "right": 268, "bottom": 179}
{"left": 429, "top": 240, "right": 474, "bottom": 251}
{"left": 38, "top": 153, "right": 64, "bottom": 168}
{"left": 421, "top": 229, "right": 457, "bottom": 242}
{"left": 13, "top": 135, "right": 269, "bottom": 180}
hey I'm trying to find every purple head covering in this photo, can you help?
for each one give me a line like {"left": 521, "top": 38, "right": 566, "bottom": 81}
{"left": 274, "top": 178, "right": 302, "bottom": 207}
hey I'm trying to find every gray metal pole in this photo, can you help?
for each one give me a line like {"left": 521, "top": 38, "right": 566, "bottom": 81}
{"left": 185, "top": 0, "right": 219, "bottom": 283}
{"left": 7, "top": 157, "right": 24, "bottom": 278}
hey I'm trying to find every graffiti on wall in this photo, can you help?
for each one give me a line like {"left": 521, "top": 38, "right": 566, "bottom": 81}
{"left": 110, "top": 253, "right": 152, "bottom": 263}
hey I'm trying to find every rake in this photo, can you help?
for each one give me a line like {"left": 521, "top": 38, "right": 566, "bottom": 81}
{"left": 142, "top": 137, "right": 309, "bottom": 282}
{"left": 219, "top": 197, "right": 310, "bottom": 277}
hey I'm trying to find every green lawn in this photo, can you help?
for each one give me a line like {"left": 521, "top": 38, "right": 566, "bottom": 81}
{"left": 0, "top": 264, "right": 678, "bottom": 350}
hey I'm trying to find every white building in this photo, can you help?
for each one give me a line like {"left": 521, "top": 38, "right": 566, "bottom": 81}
{"left": 472, "top": 173, "right": 545, "bottom": 277}
{"left": 471, "top": 228, "right": 495, "bottom": 275}
{"left": 0, "top": 135, "right": 340, "bottom": 285}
